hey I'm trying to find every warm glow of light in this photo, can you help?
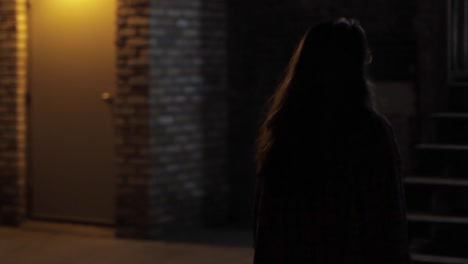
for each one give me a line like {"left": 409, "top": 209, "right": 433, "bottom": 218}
{"left": 46, "top": 0, "right": 101, "bottom": 8}
{"left": 16, "top": 0, "right": 29, "bottom": 190}
{"left": 31, "top": 0, "right": 115, "bottom": 30}
{"left": 30, "top": 0, "right": 117, "bottom": 61}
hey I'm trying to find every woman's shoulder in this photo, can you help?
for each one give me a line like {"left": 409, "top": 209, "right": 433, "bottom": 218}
{"left": 356, "top": 108, "right": 394, "bottom": 134}
{"left": 343, "top": 109, "right": 398, "bottom": 166}
{"left": 350, "top": 109, "right": 396, "bottom": 148}
{"left": 369, "top": 110, "right": 396, "bottom": 137}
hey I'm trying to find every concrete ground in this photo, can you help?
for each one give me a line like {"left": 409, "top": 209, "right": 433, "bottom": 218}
{"left": 0, "top": 221, "right": 254, "bottom": 264}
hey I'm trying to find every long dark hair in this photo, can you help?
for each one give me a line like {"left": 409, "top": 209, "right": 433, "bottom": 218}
{"left": 255, "top": 18, "right": 375, "bottom": 176}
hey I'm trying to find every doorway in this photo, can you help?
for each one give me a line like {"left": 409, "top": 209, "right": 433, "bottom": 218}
{"left": 28, "top": 0, "right": 117, "bottom": 224}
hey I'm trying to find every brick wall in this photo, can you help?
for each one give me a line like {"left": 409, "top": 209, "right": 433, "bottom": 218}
{"left": 148, "top": 0, "right": 228, "bottom": 237}
{"left": 115, "top": 0, "right": 228, "bottom": 238}
{"left": 199, "top": 0, "right": 229, "bottom": 228}
{"left": 227, "top": 0, "right": 420, "bottom": 225}
{"left": 115, "top": 0, "right": 152, "bottom": 238}
{"left": 0, "top": 0, "right": 228, "bottom": 237}
{"left": 0, "top": 0, "right": 28, "bottom": 226}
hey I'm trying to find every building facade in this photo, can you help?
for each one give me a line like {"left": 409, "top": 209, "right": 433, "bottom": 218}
{"left": 0, "top": 0, "right": 445, "bottom": 239}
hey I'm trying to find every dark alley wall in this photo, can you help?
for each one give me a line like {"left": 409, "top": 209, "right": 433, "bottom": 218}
{"left": 415, "top": 0, "right": 448, "bottom": 143}
{"left": 116, "top": 0, "right": 228, "bottom": 238}
{"left": 227, "top": 0, "right": 446, "bottom": 226}
{"left": 148, "top": 0, "right": 228, "bottom": 237}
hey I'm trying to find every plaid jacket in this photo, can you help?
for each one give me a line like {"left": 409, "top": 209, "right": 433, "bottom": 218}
{"left": 253, "top": 111, "right": 412, "bottom": 263}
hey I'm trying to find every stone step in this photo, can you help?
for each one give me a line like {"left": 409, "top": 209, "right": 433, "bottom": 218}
{"left": 430, "top": 112, "right": 468, "bottom": 119}
{"left": 411, "top": 253, "right": 468, "bottom": 264}
{"left": 410, "top": 238, "right": 468, "bottom": 264}
{"left": 405, "top": 177, "right": 468, "bottom": 187}
{"left": 416, "top": 144, "right": 468, "bottom": 151}
{"left": 408, "top": 213, "right": 468, "bottom": 225}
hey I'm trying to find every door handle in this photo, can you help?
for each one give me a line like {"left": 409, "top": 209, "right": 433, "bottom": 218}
{"left": 101, "top": 92, "right": 114, "bottom": 104}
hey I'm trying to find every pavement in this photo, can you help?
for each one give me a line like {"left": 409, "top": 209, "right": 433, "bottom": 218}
{"left": 0, "top": 221, "right": 254, "bottom": 264}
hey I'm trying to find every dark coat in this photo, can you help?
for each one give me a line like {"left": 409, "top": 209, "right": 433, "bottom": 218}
{"left": 253, "top": 110, "right": 412, "bottom": 263}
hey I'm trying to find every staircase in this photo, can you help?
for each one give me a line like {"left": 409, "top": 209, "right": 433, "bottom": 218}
{"left": 406, "top": 111, "right": 468, "bottom": 263}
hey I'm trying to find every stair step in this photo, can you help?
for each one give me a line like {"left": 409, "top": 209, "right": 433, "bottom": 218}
{"left": 405, "top": 177, "right": 468, "bottom": 187}
{"left": 408, "top": 213, "right": 468, "bottom": 224}
{"left": 430, "top": 112, "right": 468, "bottom": 119}
{"left": 411, "top": 253, "right": 468, "bottom": 264}
{"left": 416, "top": 144, "right": 468, "bottom": 151}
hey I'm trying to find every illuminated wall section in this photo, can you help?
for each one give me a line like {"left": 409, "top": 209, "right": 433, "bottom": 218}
{"left": 15, "top": 0, "right": 28, "bottom": 224}
{"left": 0, "top": 0, "right": 28, "bottom": 225}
